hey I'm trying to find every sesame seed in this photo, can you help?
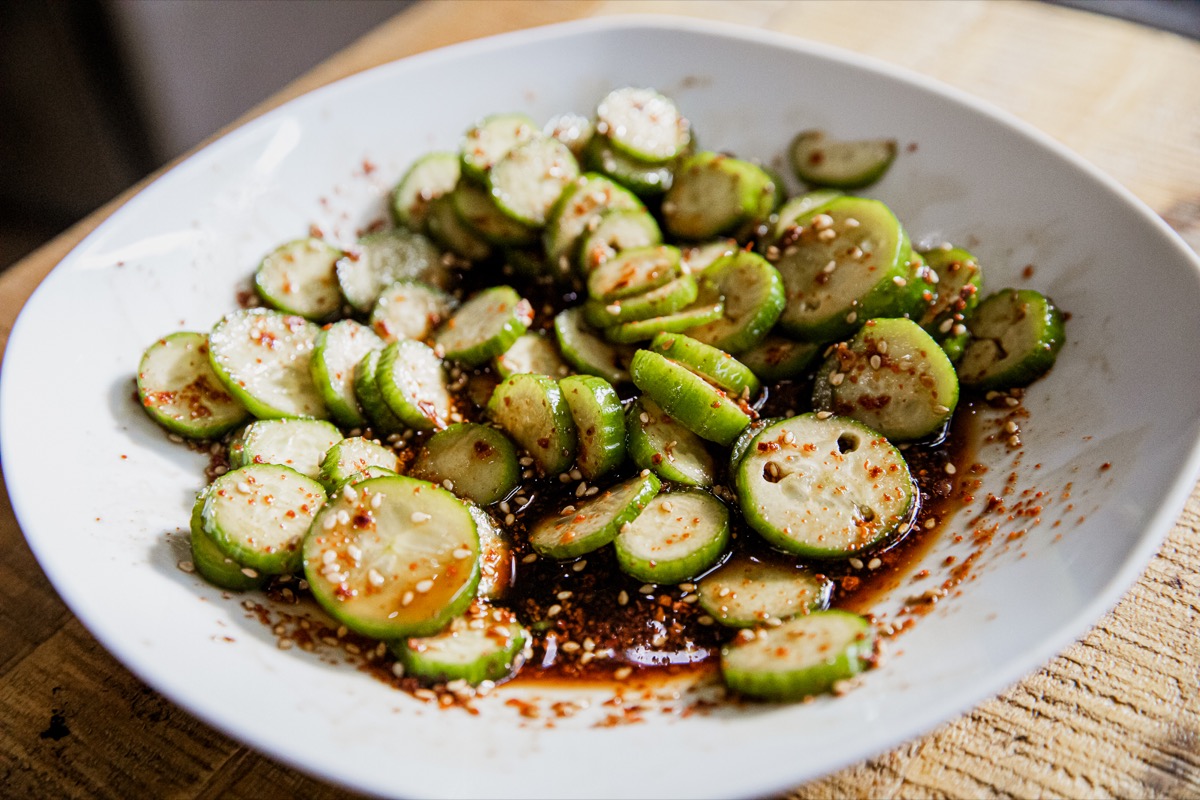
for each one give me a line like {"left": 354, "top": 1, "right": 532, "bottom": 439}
{"left": 829, "top": 372, "right": 845, "bottom": 386}
{"left": 845, "top": 217, "right": 860, "bottom": 227}
{"left": 499, "top": 501, "right": 511, "bottom": 514}
{"left": 337, "top": 510, "right": 351, "bottom": 525}
{"left": 816, "top": 410, "right": 833, "bottom": 419}
{"left": 391, "top": 662, "right": 406, "bottom": 678}
{"left": 614, "top": 666, "right": 633, "bottom": 680}
{"left": 177, "top": 560, "right": 195, "bottom": 573}
{"left": 547, "top": 604, "right": 562, "bottom": 617}
{"left": 869, "top": 355, "right": 882, "bottom": 369}
{"left": 640, "top": 469, "right": 650, "bottom": 477}
{"left": 371, "top": 493, "right": 383, "bottom": 509}
{"left": 639, "top": 584, "right": 655, "bottom": 594}
{"left": 679, "top": 582, "right": 696, "bottom": 592}
{"left": 848, "top": 557, "right": 864, "bottom": 570}
{"left": 342, "top": 484, "right": 358, "bottom": 502}
{"left": 416, "top": 579, "right": 434, "bottom": 593}
{"left": 347, "top": 544, "right": 363, "bottom": 562}
{"left": 944, "top": 463, "right": 957, "bottom": 475}
{"left": 504, "top": 513, "right": 516, "bottom": 525}
{"left": 812, "top": 213, "right": 834, "bottom": 230}
{"left": 575, "top": 482, "right": 588, "bottom": 497}
{"left": 893, "top": 276, "right": 907, "bottom": 287}
{"left": 877, "top": 340, "right": 888, "bottom": 354}
{"left": 241, "top": 567, "right": 259, "bottom": 578}
{"left": 569, "top": 469, "right": 582, "bottom": 480}
{"left": 845, "top": 311, "right": 858, "bottom": 324}
{"left": 572, "top": 560, "right": 587, "bottom": 572}
{"left": 277, "top": 638, "right": 294, "bottom": 650}
{"left": 236, "top": 481, "right": 252, "bottom": 494}
{"left": 522, "top": 553, "right": 538, "bottom": 564}
{"left": 557, "top": 590, "right": 573, "bottom": 600}
{"left": 822, "top": 260, "right": 837, "bottom": 274}
{"left": 640, "top": 412, "right": 650, "bottom": 424}
{"left": 952, "top": 323, "right": 967, "bottom": 336}
{"left": 561, "top": 641, "right": 580, "bottom": 653}
{"left": 452, "top": 547, "right": 472, "bottom": 560}
{"left": 1005, "top": 420, "right": 1019, "bottom": 434}
{"left": 683, "top": 594, "right": 699, "bottom": 604}
{"left": 368, "top": 569, "right": 385, "bottom": 587}
{"left": 617, "top": 590, "right": 629, "bottom": 605}
{"left": 442, "top": 479, "right": 454, "bottom": 491}
{"left": 868, "top": 558, "right": 882, "bottom": 570}
{"left": 411, "top": 511, "right": 432, "bottom": 524}
{"left": 698, "top": 615, "right": 715, "bottom": 626}
{"left": 402, "top": 591, "right": 415, "bottom": 606}
{"left": 1005, "top": 396, "right": 1020, "bottom": 407}
{"left": 584, "top": 486, "right": 599, "bottom": 496}
{"left": 651, "top": 634, "right": 668, "bottom": 648}
{"left": 518, "top": 456, "right": 533, "bottom": 467}
{"left": 817, "top": 228, "right": 837, "bottom": 241}
{"left": 924, "top": 517, "right": 938, "bottom": 529}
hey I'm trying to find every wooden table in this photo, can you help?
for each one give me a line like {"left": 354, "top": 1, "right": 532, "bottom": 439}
{"left": 2, "top": 1, "right": 1199, "bottom": 796}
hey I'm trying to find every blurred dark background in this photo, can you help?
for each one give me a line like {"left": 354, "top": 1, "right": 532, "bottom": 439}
{"left": 1, "top": 0, "right": 1196, "bottom": 273}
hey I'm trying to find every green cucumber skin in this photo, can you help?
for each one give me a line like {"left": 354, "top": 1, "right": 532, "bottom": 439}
{"left": 409, "top": 423, "right": 520, "bottom": 506}
{"left": 529, "top": 472, "right": 661, "bottom": 560}
{"left": 788, "top": 130, "right": 897, "bottom": 190}
{"left": 310, "top": 321, "right": 384, "bottom": 428}
{"left": 629, "top": 350, "right": 751, "bottom": 447}
{"left": 354, "top": 349, "right": 406, "bottom": 436}
{"left": 958, "top": 288, "right": 1065, "bottom": 391}
{"left": 390, "top": 151, "right": 460, "bottom": 231}
{"left": 648, "top": 332, "right": 761, "bottom": 398}
{"left": 613, "top": 489, "right": 731, "bottom": 585}
{"left": 486, "top": 373, "right": 578, "bottom": 476}
{"left": 189, "top": 490, "right": 266, "bottom": 592}
{"left": 625, "top": 396, "right": 716, "bottom": 488}
{"left": 137, "top": 332, "right": 250, "bottom": 439}
{"left": 559, "top": 375, "right": 626, "bottom": 482}
{"left": 663, "top": 151, "right": 777, "bottom": 240}
{"left": 394, "top": 616, "right": 528, "bottom": 686}
{"left": 435, "top": 286, "right": 533, "bottom": 368}
{"left": 684, "top": 251, "right": 786, "bottom": 355}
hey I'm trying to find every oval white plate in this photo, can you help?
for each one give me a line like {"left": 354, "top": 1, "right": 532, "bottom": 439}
{"left": 4, "top": 16, "right": 1200, "bottom": 800}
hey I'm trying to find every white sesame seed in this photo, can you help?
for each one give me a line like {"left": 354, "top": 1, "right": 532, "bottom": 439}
{"left": 816, "top": 410, "right": 833, "bottom": 420}
{"left": 347, "top": 544, "right": 363, "bottom": 562}
{"left": 391, "top": 662, "right": 405, "bottom": 678}
{"left": 848, "top": 557, "right": 864, "bottom": 570}
{"left": 818, "top": 228, "right": 837, "bottom": 241}
{"left": 522, "top": 553, "right": 538, "bottom": 564}
{"left": 925, "top": 517, "right": 938, "bottom": 529}
{"left": 953, "top": 323, "right": 967, "bottom": 336}
{"left": 812, "top": 213, "right": 833, "bottom": 230}
{"left": 869, "top": 355, "right": 882, "bottom": 369}
{"left": 547, "top": 604, "right": 562, "bottom": 617}
{"left": 442, "top": 479, "right": 455, "bottom": 491}
{"left": 416, "top": 579, "right": 434, "bottom": 593}
{"left": 557, "top": 590, "right": 573, "bottom": 600}
{"left": 584, "top": 486, "right": 599, "bottom": 497}
{"left": 504, "top": 513, "right": 516, "bottom": 525}
{"left": 640, "top": 412, "right": 650, "bottom": 424}
{"left": 452, "top": 547, "right": 471, "bottom": 560}
{"left": 845, "top": 217, "right": 860, "bottom": 227}
{"left": 944, "top": 463, "right": 957, "bottom": 475}
{"left": 614, "top": 666, "right": 633, "bottom": 680}
{"left": 368, "top": 569, "right": 385, "bottom": 587}
{"left": 822, "top": 260, "right": 837, "bottom": 274}
{"left": 371, "top": 493, "right": 383, "bottom": 509}
{"left": 829, "top": 372, "right": 845, "bottom": 386}
{"left": 618, "top": 590, "right": 629, "bottom": 605}
{"left": 845, "top": 311, "right": 858, "bottom": 324}
{"left": 1005, "top": 420, "right": 1019, "bottom": 434}
{"left": 639, "top": 584, "right": 654, "bottom": 594}
{"left": 569, "top": 469, "right": 582, "bottom": 480}
{"left": 499, "top": 501, "right": 511, "bottom": 514}
{"left": 939, "top": 318, "right": 954, "bottom": 333}
{"left": 572, "top": 560, "right": 587, "bottom": 572}
{"left": 893, "top": 276, "right": 907, "bottom": 287}
{"left": 411, "top": 511, "right": 431, "bottom": 524}
{"left": 698, "top": 615, "right": 714, "bottom": 626}
{"left": 342, "top": 484, "right": 358, "bottom": 503}
{"left": 651, "top": 634, "right": 668, "bottom": 648}
{"left": 561, "top": 641, "right": 580, "bottom": 653}
{"left": 868, "top": 558, "right": 882, "bottom": 570}
{"left": 337, "top": 510, "right": 351, "bottom": 525}
{"left": 177, "top": 560, "right": 195, "bottom": 573}
{"left": 575, "top": 482, "right": 588, "bottom": 497}
{"left": 236, "top": 481, "right": 252, "bottom": 494}
{"left": 241, "top": 567, "right": 259, "bottom": 578}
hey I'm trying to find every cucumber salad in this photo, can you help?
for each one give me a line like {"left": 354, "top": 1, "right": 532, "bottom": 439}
{"left": 137, "top": 87, "right": 1065, "bottom": 704}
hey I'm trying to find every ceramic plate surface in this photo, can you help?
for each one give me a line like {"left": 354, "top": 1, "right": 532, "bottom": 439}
{"left": 4, "top": 16, "right": 1200, "bottom": 800}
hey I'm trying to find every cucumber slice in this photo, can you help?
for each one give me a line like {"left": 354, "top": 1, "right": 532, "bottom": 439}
{"left": 486, "top": 373, "right": 577, "bottom": 476}
{"left": 227, "top": 418, "right": 342, "bottom": 480}
{"left": 613, "top": 488, "right": 730, "bottom": 585}
{"left": 335, "top": 465, "right": 399, "bottom": 489}
{"left": 734, "top": 414, "right": 915, "bottom": 558}
{"left": 788, "top": 130, "right": 897, "bottom": 190}
{"left": 494, "top": 332, "right": 571, "bottom": 379}
{"left": 630, "top": 350, "right": 751, "bottom": 447}
{"left": 461, "top": 112, "right": 539, "bottom": 183}
{"left": 578, "top": 207, "right": 663, "bottom": 273}
{"left": 737, "top": 335, "right": 820, "bottom": 382}
{"left": 376, "top": 339, "right": 453, "bottom": 431}
{"left": 595, "top": 86, "right": 691, "bottom": 163}
{"left": 559, "top": 374, "right": 625, "bottom": 482}
{"left": 189, "top": 489, "right": 266, "bottom": 591}
{"left": 208, "top": 308, "right": 327, "bottom": 420}
{"left": 581, "top": 135, "right": 676, "bottom": 197}
{"left": 728, "top": 416, "right": 783, "bottom": 474}
{"left": 201, "top": 464, "right": 327, "bottom": 576}
{"left": 426, "top": 194, "right": 493, "bottom": 262}
{"left": 303, "top": 475, "right": 481, "bottom": 639}
{"left": 663, "top": 151, "right": 777, "bottom": 240}
{"left": 391, "top": 151, "right": 460, "bottom": 231}
{"left": 434, "top": 285, "right": 533, "bottom": 367}
{"left": 917, "top": 246, "right": 983, "bottom": 361}
{"left": 721, "top": 610, "right": 876, "bottom": 700}
{"left": 370, "top": 280, "right": 457, "bottom": 343}
{"left": 584, "top": 274, "right": 698, "bottom": 328}
{"left": 319, "top": 436, "right": 402, "bottom": 492}
{"left": 768, "top": 189, "right": 843, "bottom": 242}
{"left": 451, "top": 181, "right": 538, "bottom": 247}
{"left": 528, "top": 471, "right": 660, "bottom": 559}
{"left": 587, "top": 244, "right": 682, "bottom": 302}
{"left": 336, "top": 228, "right": 447, "bottom": 313}
{"left": 683, "top": 251, "right": 785, "bottom": 354}
{"left": 489, "top": 136, "right": 580, "bottom": 228}
{"left": 310, "top": 320, "right": 385, "bottom": 427}
{"left": 254, "top": 238, "right": 344, "bottom": 322}
{"left": 553, "top": 306, "right": 631, "bottom": 385}
{"left": 697, "top": 558, "right": 832, "bottom": 628}
{"left": 648, "top": 332, "right": 761, "bottom": 398}
{"left": 681, "top": 238, "right": 738, "bottom": 273}
{"left": 393, "top": 605, "right": 528, "bottom": 686}
{"left": 543, "top": 173, "right": 644, "bottom": 270}
{"left": 626, "top": 396, "right": 715, "bottom": 488}
{"left": 469, "top": 504, "right": 514, "bottom": 600}
{"left": 544, "top": 111, "right": 593, "bottom": 158}
{"left": 812, "top": 317, "right": 959, "bottom": 441}
{"left": 957, "top": 288, "right": 1065, "bottom": 390}
{"left": 137, "top": 332, "right": 249, "bottom": 439}
{"left": 354, "top": 349, "right": 406, "bottom": 435}
{"left": 770, "top": 196, "right": 922, "bottom": 342}
{"left": 602, "top": 290, "right": 724, "bottom": 344}
{"left": 409, "top": 423, "right": 520, "bottom": 505}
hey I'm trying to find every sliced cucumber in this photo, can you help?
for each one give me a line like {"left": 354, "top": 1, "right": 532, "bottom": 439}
{"left": 737, "top": 335, "right": 820, "bottom": 382}
{"left": 734, "top": 414, "right": 915, "bottom": 558}
{"left": 254, "top": 238, "right": 344, "bottom": 321}
{"left": 426, "top": 194, "right": 493, "bottom": 262}
{"left": 451, "top": 181, "right": 538, "bottom": 247}
{"left": 683, "top": 250, "right": 785, "bottom": 354}
{"left": 376, "top": 339, "right": 453, "bottom": 431}
{"left": 319, "top": 436, "right": 402, "bottom": 492}
{"left": 409, "top": 423, "right": 520, "bottom": 505}
{"left": 137, "top": 331, "right": 249, "bottom": 439}
{"left": 227, "top": 418, "right": 342, "bottom": 480}
{"left": 584, "top": 274, "right": 698, "bottom": 328}
{"left": 918, "top": 246, "right": 983, "bottom": 361}
{"left": 769, "top": 189, "right": 843, "bottom": 242}
{"left": 309, "top": 320, "right": 384, "bottom": 428}
{"left": 189, "top": 489, "right": 266, "bottom": 591}
{"left": 489, "top": 136, "right": 580, "bottom": 228}
{"left": 435, "top": 285, "right": 533, "bottom": 367}
{"left": 201, "top": 464, "right": 326, "bottom": 576}
{"left": 336, "top": 228, "right": 447, "bottom": 313}
{"left": 770, "top": 196, "right": 921, "bottom": 342}
{"left": 470, "top": 504, "right": 513, "bottom": 600}
{"left": 577, "top": 207, "right": 663, "bottom": 273}
{"left": 528, "top": 471, "right": 660, "bottom": 559}
{"left": 595, "top": 86, "right": 691, "bottom": 163}
{"left": 626, "top": 396, "right": 715, "bottom": 488}
{"left": 303, "top": 475, "right": 480, "bottom": 639}
{"left": 789, "top": 130, "right": 897, "bottom": 190}
{"left": 553, "top": 306, "right": 631, "bottom": 385}
{"left": 662, "top": 151, "right": 776, "bottom": 240}
{"left": 648, "top": 332, "right": 760, "bottom": 398}
{"left": 721, "top": 610, "right": 876, "bottom": 700}
{"left": 559, "top": 374, "right": 625, "bottom": 482}
{"left": 486, "top": 373, "right": 577, "bottom": 476}
{"left": 543, "top": 172, "right": 644, "bottom": 270}
{"left": 587, "top": 244, "right": 682, "bottom": 302}
{"left": 697, "top": 558, "right": 831, "bottom": 628}
{"left": 370, "top": 280, "right": 456, "bottom": 343}
{"left": 354, "top": 349, "right": 406, "bottom": 435}
{"left": 544, "top": 111, "right": 593, "bottom": 158}
{"left": 391, "top": 151, "right": 461, "bottom": 231}
{"left": 393, "top": 605, "right": 528, "bottom": 686}
{"left": 208, "top": 308, "right": 327, "bottom": 420}
{"left": 681, "top": 238, "right": 738, "bottom": 273}
{"left": 728, "top": 416, "right": 783, "bottom": 474}
{"left": 581, "top": 135, "right": 676, "bottom": 197}
{"left": 494, "top": 332, "right": 571, "bottom": 379}
{"left": 461, "top": 112, "right": 539, "bottom": 183}
{"left": 602, "top": 290, "right": 724, "bottom": 344}
{"left": 957, "top": 288, "right": 1065, "bottom": 390}
{"left": 812, "top": 317, "right": 959, "bottom": 441}
{"left": 630, "top": 350, "right": 751, "bottom": 447}
{"left": 613, "top": 488, "right": 730, "bottom": 585}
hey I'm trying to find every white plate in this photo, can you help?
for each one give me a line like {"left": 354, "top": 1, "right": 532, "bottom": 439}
{"left": 4, "top": 16, "right": 1200, "bottom": 800}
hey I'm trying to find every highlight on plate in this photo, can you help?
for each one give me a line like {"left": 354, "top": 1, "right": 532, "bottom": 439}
{"left": 135, "top": 86, "right": 1066, "bottom": 706}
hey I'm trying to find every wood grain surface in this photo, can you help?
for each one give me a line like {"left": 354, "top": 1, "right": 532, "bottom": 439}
{"left": 2, "top": 1, "right": 1199, "bottom": 797}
